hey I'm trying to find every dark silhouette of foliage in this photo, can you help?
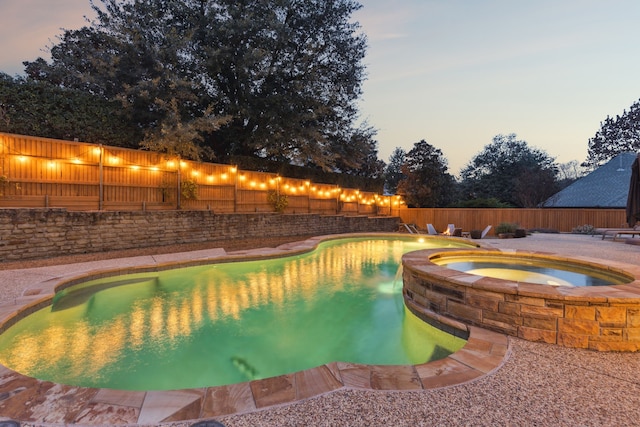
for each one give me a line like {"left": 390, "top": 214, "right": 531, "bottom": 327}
{"left": 22, "top": 0, "right": 376, "bottom": 175}
{"left": 0, "top": 73, "right": 140, "bottom": 146}
{"left": 383, "top": 147, "right": 406, "bottom": 195}
{"left": 460, "top": 133, "right": 559, "bottom": 208}
{"left": 397, "top": 139, "right": 455, "bottom": 207}
{"left": 584, "top": 98, "right": 640, "bottom": 170}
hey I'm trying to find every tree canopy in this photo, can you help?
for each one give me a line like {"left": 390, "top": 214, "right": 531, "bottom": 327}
{"left": 383, "top": 147, "right": 406, "bottom": 195}
{"left": 0, "top": 73, "right": 139, "bottom": 146}
{"left": 397, "top": 140, "right": 454, "bottom": 207}
{"left": 460, "top": 133, "right": 559, "bottom": 207}
{"left": 22, "top": 0, "right": 375, "bottom": 171}
{"left": 584, "top": 98, "right": 640, "bottom": 169}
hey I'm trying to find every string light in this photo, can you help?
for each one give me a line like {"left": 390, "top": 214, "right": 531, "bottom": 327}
{"left": 2, "top": 139, "right": 400, "bottom": 213}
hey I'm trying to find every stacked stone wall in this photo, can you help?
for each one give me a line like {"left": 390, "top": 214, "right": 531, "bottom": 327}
{"left": 402, "top": 249, "right": 640, "bottom": 352}
{"left": 0, "top": 209, "right": 399, "bottom": 261}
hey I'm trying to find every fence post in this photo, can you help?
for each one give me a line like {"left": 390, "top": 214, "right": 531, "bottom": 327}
{"left": 98, "top": 144, "right": 104, "bottom": 210}
{"left": 177, "top": 157, "right": 181, "bottom": 210}
{"left": 233, "top": 165, "right": 238, "bottom": 213}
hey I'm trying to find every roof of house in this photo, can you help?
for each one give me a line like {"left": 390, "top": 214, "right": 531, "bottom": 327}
{"left": 543, "top": 152, "right": 637, "bottom": 208}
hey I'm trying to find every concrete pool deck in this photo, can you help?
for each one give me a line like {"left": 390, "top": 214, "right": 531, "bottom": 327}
{"left": 0, "top": 233, "right": 639, "bottom": 426}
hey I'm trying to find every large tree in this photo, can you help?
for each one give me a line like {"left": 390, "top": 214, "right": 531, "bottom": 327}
{"left": 383, "top": 147, "right": 406, "bottom": 195}
{"left": 397, "top": 140, "right": 454, "bottom": 207}
{"left": 23, "top": 0, "right": 373, "bottom": 170}
{"left": 584, "top": 99, "right": 640, "bottom": 169}
{"left": 460, "top": 133, "right": 559, "bottom": 207}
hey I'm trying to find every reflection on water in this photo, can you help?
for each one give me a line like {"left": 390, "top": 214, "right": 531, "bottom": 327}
{"left": 0, "top": 237, "right": 469, "bottom": 391}
{"left": 439, "top": 258, "right": 628, "bottom": 287}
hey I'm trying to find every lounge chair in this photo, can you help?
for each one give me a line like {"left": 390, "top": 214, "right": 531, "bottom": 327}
{"left": 481, "top": 225, "right": 492, "bottom": 238}
{"left": 426, "top": 224, "right": 438, "bottom": 235}
{"left": 597, "top": 225, "right": 640, "bottom": 240}
{"left": 401, "top": 223, "right": 420, "bottom": 234}
{"left": 606, "top": 228, "right": 640, "bottom": 241}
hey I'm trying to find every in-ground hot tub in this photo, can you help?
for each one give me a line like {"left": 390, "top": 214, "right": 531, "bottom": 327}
{"left": 430, "top": 252, "right": 632, "bottom": 287}
{"left": 402, "top": 248, "right": 640, "bottom": 351}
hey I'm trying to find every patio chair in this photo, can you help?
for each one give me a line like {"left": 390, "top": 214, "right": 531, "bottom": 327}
{"left": 426, "top": 224, "right": 438, "bottom": 235}
{"left": 402, "top": 223, "right": 420, "bottom": 234}
{"left": 598, "top": 224, "right": 640, "bottom": 240}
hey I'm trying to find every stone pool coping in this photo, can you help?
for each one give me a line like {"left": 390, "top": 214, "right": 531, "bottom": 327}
{"left": 0, "top": 233, "right": 509, "bottom": 425}
{"left": 403, "top": 246, "right": 640, "bottom": 352}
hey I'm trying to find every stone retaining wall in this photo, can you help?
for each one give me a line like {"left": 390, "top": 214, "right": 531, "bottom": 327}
{"left": 402, "top": 248, "right": 640, "bottom": 352}
{"left": 0, "top": 208, "right": 400, "bottom": 261}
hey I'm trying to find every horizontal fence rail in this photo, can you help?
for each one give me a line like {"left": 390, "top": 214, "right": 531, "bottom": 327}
{"left": 398, "top": 208, "right": 627, "bottom": 234}
{"left": 0, "top": 133, "right": 403, "bottom": 215}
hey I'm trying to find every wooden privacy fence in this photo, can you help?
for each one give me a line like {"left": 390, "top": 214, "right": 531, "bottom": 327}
{"left": 399, "top": 207, "right": 627, "bottom": 234}
{"left": 1, "top": 132, "right": 625, "bottom": 231}
{"left": 0, "top": 133, "right": 403, "bottom": 215}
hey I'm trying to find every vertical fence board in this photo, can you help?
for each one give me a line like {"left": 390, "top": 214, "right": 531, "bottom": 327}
{"left": 0, "top": 133, "right": 391, "bottom": 215}
{"left": 398, "top": 208, "right": 627, "bottom": 234}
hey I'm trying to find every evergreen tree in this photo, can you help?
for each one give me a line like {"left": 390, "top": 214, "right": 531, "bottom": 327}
{"left": 383, "top": 147, "right": 406, "bottom": 195}
{"left": 397, "top": 140, "right": 454, "bottom": 207}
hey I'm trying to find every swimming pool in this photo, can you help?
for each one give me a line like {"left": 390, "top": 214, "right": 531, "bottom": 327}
{"left": 0, "top": 236, "right": 473, "bottom": 391}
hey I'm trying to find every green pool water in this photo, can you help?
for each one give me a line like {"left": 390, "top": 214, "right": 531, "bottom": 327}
{"left": 0, "top": 236, "right": 470, "bottom": 391}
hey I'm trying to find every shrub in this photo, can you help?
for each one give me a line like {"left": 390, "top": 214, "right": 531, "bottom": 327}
{"left": 572, "top": 224, "right": 596, "bottom": 234}
{"left": 180, "top": 178, "right": 198, "bottom": 201}
{"left": 267, "top": 190, "right": 288, "bottom": 213}
{"left": 495, "top": 222, "right": 518, "bottom": 234}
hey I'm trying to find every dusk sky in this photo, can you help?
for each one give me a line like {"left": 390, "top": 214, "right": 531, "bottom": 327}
{"left": 2, "top": 0, "right": 640, "bottom": 174}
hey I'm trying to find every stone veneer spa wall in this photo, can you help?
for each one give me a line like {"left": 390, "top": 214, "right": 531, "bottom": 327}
{"left": 402, "top": 248, "right": 640, "bottom": 351}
